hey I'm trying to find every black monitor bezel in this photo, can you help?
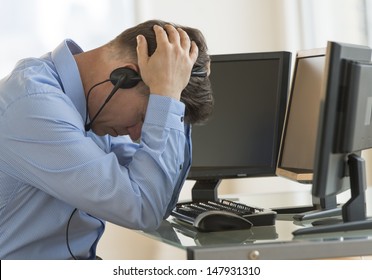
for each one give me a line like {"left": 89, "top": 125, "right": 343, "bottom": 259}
{"left": 188, "top": 51, "right": 291, "bottom": 181}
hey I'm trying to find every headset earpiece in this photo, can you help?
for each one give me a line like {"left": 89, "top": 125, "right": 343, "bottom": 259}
{"left": 109, "top": 67, "right": 141, "bottom": 89}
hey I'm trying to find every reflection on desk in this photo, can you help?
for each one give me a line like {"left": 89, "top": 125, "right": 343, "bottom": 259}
{"left": 292, "top": 228, "right": 372, "bottom": 243}
{"left": 142, "top": 217, "right": 372, "bottom": 259}
{"left": 147, "top": 219, "right": 278, "bottom": 247}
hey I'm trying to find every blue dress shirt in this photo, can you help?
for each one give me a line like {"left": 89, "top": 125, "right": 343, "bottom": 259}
{"left": 0, "top": 39, "right": 191, "bottom": 259}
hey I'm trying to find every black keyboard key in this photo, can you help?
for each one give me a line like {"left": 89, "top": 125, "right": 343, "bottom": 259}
{"left": 220, "top": 199, "right": 260, "bottom": 213}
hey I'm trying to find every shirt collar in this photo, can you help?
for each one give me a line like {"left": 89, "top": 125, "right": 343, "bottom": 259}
{"left": 51, "top": 39, "right": 86, "bottom": 121}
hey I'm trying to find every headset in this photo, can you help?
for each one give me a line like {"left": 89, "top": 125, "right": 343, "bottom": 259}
{"left": 109, "top": 66, "right": 207, "bottom": 88}
{"left": 84, "top": 66, "right": 207, "bottom": 131}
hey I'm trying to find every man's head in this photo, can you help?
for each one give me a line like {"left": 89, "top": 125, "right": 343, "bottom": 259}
{"left": 76, "top": 20, "right": 213, "bottom": 138}
{"left": 108, "top": 19, "right": 213, "bottom": 125}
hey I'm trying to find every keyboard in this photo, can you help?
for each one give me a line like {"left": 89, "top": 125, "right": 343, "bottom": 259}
{"left": 171, "top": 199, "right": 277, "bottom": 232}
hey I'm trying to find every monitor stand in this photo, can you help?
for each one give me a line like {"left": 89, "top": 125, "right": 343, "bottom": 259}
{"left": 293, "top": 153, "right": 372, "bottom": 236}
{"left": 191, "top": 179, "right": 221, "bottom": 202}
{"left": 292, "top": 195, "right": 342, "bottom": 221}
{"left": 272, "top": 194, "right": 342, "bottom": 221}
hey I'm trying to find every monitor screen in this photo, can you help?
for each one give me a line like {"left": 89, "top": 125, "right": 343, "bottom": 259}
{"left": 276, "top": 48, "right": 325, "bottom": 183}
{"left": 188, "top": 52, "right": 291, "bottom": 200}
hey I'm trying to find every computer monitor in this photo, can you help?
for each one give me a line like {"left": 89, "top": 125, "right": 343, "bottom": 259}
{"left": 293, "top": 41, "right": 372, "bottom": 235}
{"left": 274, "top": 48, "right": 333, "bottom": 218}
{"left": 276, "top": 48, "right": 325, "bottom": 184}
{"left": 313, "top": 42, "right": 371, "bottom": 199}
{"left": 188, "top": 51, "right": 291, "bottom": 201}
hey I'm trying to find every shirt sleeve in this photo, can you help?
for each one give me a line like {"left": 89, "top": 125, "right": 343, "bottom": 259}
{"left": 1, "top": 92, "right": 190, "bottom": 231}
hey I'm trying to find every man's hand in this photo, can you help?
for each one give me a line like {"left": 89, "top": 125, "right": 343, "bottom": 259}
{"left": 136, "top": 24, "right": 199, "bottom": 100}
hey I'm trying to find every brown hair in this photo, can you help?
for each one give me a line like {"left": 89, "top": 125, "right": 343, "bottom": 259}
{"left": 109, "top": 19, "right": 213, "bottom": 124}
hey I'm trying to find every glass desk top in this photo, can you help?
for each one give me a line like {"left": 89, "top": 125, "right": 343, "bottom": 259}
{"left": 141, "top": 190, "right": 372, "bottom": 259}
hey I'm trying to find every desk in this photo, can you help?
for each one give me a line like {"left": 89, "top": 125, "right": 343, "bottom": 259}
{"left": 141, "top": 189, "right": 372, "bottom": 259}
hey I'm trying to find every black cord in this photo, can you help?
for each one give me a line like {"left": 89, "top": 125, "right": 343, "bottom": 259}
{"left": 66, "top": 208, "right": 106, "bottom": 260}
{"left": 84, "top": 79, "right": 111, "bottom": 131}
{"left": 66, "top": 208, "right": 78, "bottom": 260}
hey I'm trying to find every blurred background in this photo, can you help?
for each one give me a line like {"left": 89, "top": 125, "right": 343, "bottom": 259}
{"left": 1, "top": 0, "right": 372, "bottom": 259}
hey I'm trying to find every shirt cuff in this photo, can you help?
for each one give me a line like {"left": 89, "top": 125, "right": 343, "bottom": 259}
{"left": 144, "top": 94, "right": 186, "bottom": 131}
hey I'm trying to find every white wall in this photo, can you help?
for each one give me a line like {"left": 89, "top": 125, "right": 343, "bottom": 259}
{"left": 0, "top": 0, "right": 136, "bottom": 78}
{"left": 137, "top": 0, "right": 293, "bottom": 54}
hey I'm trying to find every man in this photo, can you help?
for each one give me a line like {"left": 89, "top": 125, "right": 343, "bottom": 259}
{"left": 0, "top": 19, "right": 213, "bottom": 259}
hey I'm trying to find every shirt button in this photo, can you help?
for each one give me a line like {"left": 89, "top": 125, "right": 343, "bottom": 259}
{"left": 180, "top": 116, "right": 184, "bottom": 122}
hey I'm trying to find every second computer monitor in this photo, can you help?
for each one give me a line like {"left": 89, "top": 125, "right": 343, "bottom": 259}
{"left": 276, "top": 48, "right": 326, "bottom": 183}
